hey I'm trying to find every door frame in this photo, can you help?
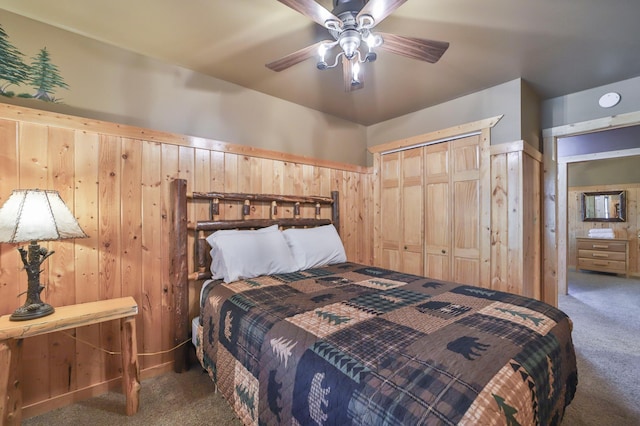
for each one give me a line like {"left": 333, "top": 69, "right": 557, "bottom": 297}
{"left": 542, "top": 110, "right": 640, "bottom": 306}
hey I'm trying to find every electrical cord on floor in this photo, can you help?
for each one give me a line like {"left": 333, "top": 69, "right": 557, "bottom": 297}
{"left": 60, "top": 330, "right": 191, "bottom": 356}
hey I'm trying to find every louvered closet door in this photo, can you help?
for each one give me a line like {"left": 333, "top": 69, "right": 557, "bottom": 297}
{"left": 380, "top": 149, "right": 424, "bottom": 275}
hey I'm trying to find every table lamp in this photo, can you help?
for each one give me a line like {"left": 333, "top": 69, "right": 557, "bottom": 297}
{"left": 0, "top": 189, "right": 87, "bottom": 321}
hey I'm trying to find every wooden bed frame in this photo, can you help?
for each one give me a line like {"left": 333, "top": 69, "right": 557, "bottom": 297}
{"left": 169, "top": 178, "right": 340, "bottom": 372}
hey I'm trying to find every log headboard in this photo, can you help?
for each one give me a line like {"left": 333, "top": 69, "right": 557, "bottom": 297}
{"left": 169, "top": 178, "right": 339, "bottom": 371}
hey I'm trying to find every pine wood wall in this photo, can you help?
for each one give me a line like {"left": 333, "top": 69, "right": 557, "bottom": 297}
{"left": 568, "top": 183, "right": 639, "bottom": 276}
{"left": 0, "top": 103, "right": 372, "bottom": 417}
{"left": 489, "top": 141, "right": 542, "bottom": 299}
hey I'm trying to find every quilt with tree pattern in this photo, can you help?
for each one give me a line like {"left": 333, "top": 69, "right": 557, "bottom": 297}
{"left": 196, "top": 262, "right": 577, "bottom": 425}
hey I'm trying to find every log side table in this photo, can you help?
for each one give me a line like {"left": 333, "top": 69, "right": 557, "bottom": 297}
{"left": 0, "top": 296, "right": 140, "bottom": 424}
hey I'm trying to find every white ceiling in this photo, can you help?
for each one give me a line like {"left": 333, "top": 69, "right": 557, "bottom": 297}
{"left": 2, "top": 0, "right": 640, "bottom": 125}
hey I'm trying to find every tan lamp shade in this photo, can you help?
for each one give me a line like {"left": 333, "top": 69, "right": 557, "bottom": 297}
{"left": 0, "top": 189, "right": 87, "bottom": 243}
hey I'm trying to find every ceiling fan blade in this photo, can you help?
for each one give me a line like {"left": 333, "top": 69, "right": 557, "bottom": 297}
{"left": 266, "top": 40, "right": 332, "bottom": 72}
{"left": 357, "top": 0, "right": 408, "bottom": 25}
{"left": 377, "top": 32, "right": 449, "bottom": 63}
{"left": 276, "top": 0, "right": 342, "bottom": 29}
{"left": 342, "top": 55, "right": 363, "bottom": 92}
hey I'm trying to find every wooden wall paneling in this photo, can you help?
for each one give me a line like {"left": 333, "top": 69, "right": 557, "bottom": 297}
{"left": 98, "top": 135, "right": 123, "bottom": 380}
{"left": 269, "top": 160, "right": 285, "bottom": 217}
{"left": 160, "top": 143, "right": 180, "bottom": 365}
{"left": 47, "top": 127, "right": 78, "bottom": 397}
{"left": 479, "top": 128, "right": 492, "bottom": 288}
{"left": 191, "top": 148, "right": 211, "bottom": 319}
{"left": 490, "top": 152, "right": 508, "bottom": 293}
{"left": 506, "top": 151, "right": 523, "bottom": 295}
{"left": 490, "top": 142, "right": 543, "bottom": 298}
{"left": 73, "top": 131, "right": 102, "bottom": 389}
{"left": 178, "top": 146, "right": 196, "bottom": 319}
{"left": 254, "top": 157, "right": 269, "bottom": 218}
{"left": 210, "top": 150, "right": 226, "bottom": 193}
{"left": 0, "top": 104, "right": 374, "bottom": 415}
{"left": 372, "top": 154, "right": 382, "bottom": 267}
{"left": 120, "top": 138, "right": 143, "bottom": 369}
{"left": 224, "top": 153, "right": 240, "bottom": 219}
{"left": 237, "top": 155, "right": 252, "bottom": 200}
{"left": 348, "top": 171, "right": 365, "bottom": 263}
{"left": 360, "top": 172, "right": 374, "bottom": 265}
{"left": 542, "top": 135, "right": 558, "bottom": 306}
{"left": 140, "top": 141, "right": 163, "bottom": 369}
{"left": 523, "top": 153, "right": 542, "bottom": 299}
{"left": 300, "top": 164, "right": 313, "bottom": 218}
{"left": 557, "top": 161, "right": 568, "bottom": 298}
{"left": 0, "top": 119, "right": 19, "bottom": 317}
{"left": 260, "top": 159, "right": 275, "bottom": 219}
{"left": 18, "top": 122, "right": 50, "bottom": 406}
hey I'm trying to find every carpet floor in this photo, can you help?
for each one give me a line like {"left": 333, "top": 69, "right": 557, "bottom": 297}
{"left": 23, "top": 270, "right": 640, "bottom": 425}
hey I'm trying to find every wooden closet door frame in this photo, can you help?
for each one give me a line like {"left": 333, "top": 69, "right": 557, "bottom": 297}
{"left": 371, "top": 116, "right": 499, "bottom": 285}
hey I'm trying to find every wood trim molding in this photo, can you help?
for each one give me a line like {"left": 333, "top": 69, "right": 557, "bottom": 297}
{"left": 0, "top": 102, "right": 370, "bottom": 174}
{"left": 558, "top": 147, "right": 640, "bottom": 164}
{"left": 490, "top": 140, "right": 543, "bottom": 162}
{"left": 368, "top": 115, "right": 503, "bottom": 154}
{"left": 542, "top": 110, "right": 640, "bottom": 138}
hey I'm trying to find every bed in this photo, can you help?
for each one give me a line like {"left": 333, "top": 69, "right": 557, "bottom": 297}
{"left": 170, "top": 178, "right": 578, "bottom": 425}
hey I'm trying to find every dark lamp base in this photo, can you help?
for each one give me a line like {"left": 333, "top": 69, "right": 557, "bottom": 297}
{"left": 10, "top": 303, "right": 55, "bottom": 321}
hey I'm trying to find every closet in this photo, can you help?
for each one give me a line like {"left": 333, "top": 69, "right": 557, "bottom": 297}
{"left": 372, "top": 116, "right": 543, "bottom": 299}
{"left": 378, "top": 134, "right": 486, "bottom": 286}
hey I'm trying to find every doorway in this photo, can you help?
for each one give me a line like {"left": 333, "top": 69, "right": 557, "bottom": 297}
{"left": 542, "top": 111, "right": 640, "bottom": 305}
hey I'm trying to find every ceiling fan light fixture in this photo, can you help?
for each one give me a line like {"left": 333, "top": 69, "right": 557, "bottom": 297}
{"left": 339, "top": 29, "right": 361, "bottom": 58}
{"left": 268, "top": 0, "right": 449, "bottom": 92}
{"left": 358, "top": 14, "right": 375, "bottom": 29}
{"left": 352, "top": 61, "right": 361, "bottom": 85}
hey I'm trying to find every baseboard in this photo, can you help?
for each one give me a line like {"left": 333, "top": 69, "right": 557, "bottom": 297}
{"left": 22, "top": 361, "right": 175, "bottom": 419}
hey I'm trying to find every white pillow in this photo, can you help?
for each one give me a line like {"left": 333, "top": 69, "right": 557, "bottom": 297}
{"left": 206, "top": 225, "right": 277, "bottom": 279}
{"left": 282, "top": 224, "right": 346, "bottom": 270}
{"left": 206, "top": 225, "right": 297, "bottom": 283}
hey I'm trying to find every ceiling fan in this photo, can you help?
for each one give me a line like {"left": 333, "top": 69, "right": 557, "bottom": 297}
{"left": 266, "top": 0, "right": 449, "bottom": 91}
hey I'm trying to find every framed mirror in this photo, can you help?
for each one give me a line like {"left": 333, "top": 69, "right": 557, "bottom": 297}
{"left": 581, "top": 190, "right": 626, "bottom": 222}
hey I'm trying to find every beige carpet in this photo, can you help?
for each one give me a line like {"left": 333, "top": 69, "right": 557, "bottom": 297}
{"left": 24, "top": 270, "right": 640, "bottom": 425}
{"left": 23, "top": 367, "right": 241, "bottom": 426}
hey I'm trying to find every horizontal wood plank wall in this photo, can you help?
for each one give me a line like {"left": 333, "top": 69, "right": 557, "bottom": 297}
{"left": 490, "top": 141, "right": 543, "bottom": 300}
{"left": 567, "top": 183, "right": 639, "bottom": 276}
{"left": 0, "top": 104, "right": 372, "bottom": 418}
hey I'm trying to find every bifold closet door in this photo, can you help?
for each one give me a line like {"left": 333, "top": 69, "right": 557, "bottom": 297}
{"left": 424, "top": 135, "right": 481, "bottom": 285}
{"left": 380, "top": 149, "right": 424, "bottom": 275}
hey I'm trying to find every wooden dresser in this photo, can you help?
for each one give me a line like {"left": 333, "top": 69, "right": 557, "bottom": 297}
{"left": 576, "top": 237, "right": 629, "bottom": 277}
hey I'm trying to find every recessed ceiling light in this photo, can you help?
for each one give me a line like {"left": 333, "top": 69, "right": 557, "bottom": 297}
{"left": 598, "top": 92, "right": 621, "bottom": 108}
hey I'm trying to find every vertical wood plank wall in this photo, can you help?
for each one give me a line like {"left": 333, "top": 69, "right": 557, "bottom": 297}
{"left": 567, "top": 183, "right": 639, "bottom": 276}
{"left": 0, "top": 104, "right": 372, "bottom": 417}
{"left": 489, "top": 141, "right": 542, "bottom": 299}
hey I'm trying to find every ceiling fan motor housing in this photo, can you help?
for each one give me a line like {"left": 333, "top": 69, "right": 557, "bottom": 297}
{"left": 332, "top": 0, "right": 366, "bottom": 13}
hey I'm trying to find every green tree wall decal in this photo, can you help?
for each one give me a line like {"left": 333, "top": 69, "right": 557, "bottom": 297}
{"left": 0, "top": 24, "right": 30, "bottom": 96}
{"left": 26, "top": 47, "right": 69, "bottom": 102}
